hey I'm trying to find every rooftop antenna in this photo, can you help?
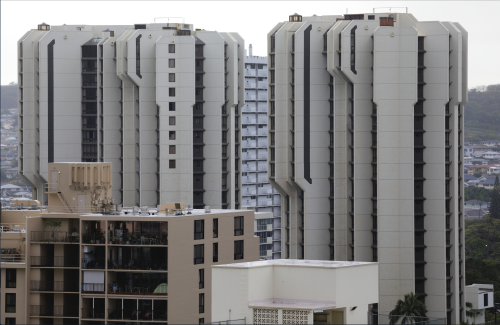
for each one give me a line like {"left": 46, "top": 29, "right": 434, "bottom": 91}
{"left": 373, "top": 7, "right": 408, "bottom": 14}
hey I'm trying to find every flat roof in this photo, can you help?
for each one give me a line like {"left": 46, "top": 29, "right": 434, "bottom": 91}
{"left": 80, "top": 208, "right": 253, "bottom": 219}
{"left": 249, "top": 298, "right": 336, "bottom": 310}
{"left": 214, "top": 259, "right": 377, "bottom": 269}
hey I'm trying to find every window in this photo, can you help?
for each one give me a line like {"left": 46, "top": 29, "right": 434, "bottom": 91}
{"left": 199, "top": 318, "right": 205, "bottom": 325}
{"left": 194, "top": 220, "right": 204, "bottom": 240}
{"left": 5, "top": 293, "right": 16, "bottom": 313}
{"left": 169, "top": 102, "right": 176, "bottom": 111}
{"left": 169, "top": 44, "right": 175, "bottom": 53}
{"left": 234, "top": 240, "right": 244, "bottom": 260}
{"left": 5, "top": 319, "right": 16, "bottom": 325}
{"left": 169, "top": 116, "right": 176, "bottom": 125}
{"left": 169, "top": 88, "right": 175, "bottom": 96}
{"left": 213, "top": 242, "right": 218, "bottom": 262}
{"left": 234, "top": 216, "right": 244, "bottom": 236}
{"left": 169, "top": 160, "right": 176, "bottom": 169}
{"left": 169, "top": 73, "right": 175, "bottom": 82}
{"left": 169, "top": 131, "right": 176, "bottom": 140}
{"left": 6, "top": 269, "right": 16, "bottom": 288}
{"left": 199, "top": 269, "right": 204, "bottom": 289}
{"left": 213, "top": 218, "right": 218, "bottom": 238}
{"left": 194, "top": 244, "right": 204, "bottom": 264}
{"left": 484, "top": 293, "right": 489, "bottom": 307}
{"left": 169, "top": 59, "right": 175, "bottom": 68}
{"left": 169, "top": 145, "right": 176, "bottom": 154}
{"left": 199, "top": 293, "right": 205, "bottom": 313}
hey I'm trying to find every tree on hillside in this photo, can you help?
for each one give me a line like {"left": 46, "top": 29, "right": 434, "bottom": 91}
{"left": 490, "top": 175, "right": 500, "bottom": 220}
{"left": 388, "top": 292, "right": 427, "bottom": 324}
{"left": 474, "top": 169, "right": 482, "bottom": 178}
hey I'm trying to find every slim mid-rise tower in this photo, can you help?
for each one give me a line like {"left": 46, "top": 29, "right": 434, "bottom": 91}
{"left": 242, "top": 45, "right": 282, "bottom": 259}
{"left": 18, "top": 22, "right": 244, "bottom": 209}
{"left": 268, "top": 13, "right": 467, "bottom": 323}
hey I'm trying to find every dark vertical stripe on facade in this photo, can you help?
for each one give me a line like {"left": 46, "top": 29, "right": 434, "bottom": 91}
{"left": 350, "top": 26, "right": 357, "bottom": 74}
{"left": 136, "top": 34, "right": 142, "bottom": 78}
{"left": 303, "top": 25, "right": 312, "bottom": 184}
{"left": 48, "top": 39, "right": 55, "bottom": 163}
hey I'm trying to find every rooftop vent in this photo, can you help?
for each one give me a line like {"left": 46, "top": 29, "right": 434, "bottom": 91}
{"left": 38, "top": 22, "right": 50, "bottom": 31}
{"left": 289, "top": 13, "right": 302, "bottom": 22}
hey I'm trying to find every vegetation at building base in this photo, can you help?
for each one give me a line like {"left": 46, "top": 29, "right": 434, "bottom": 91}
{"left": 465, "top": 186, "right": 492, "bottom": 202}
{"left": 465, "top": 216, "right": 500, "bottom": 306}
{"left": 465, "top": 84, "right": 500, "bottom": 143}
{"left": 388, "top": 292, "right": 427, "bottom": 325}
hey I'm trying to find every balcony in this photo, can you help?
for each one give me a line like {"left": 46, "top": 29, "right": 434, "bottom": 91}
{"left": 31, "top": 256, "right": 79, "bottom": 267}
{"left": 108, "top": 283, "right": 168, "bottom": 296}
{"left": 244, "top": 70, "right": 256, "bottom": 76}
{"left": 30, "top": 305, "right": 79, "bottom": 317}
{"left": 82, "top": 283, "right": 105, "bottom": 293}
{"left": 108, "top": 309, "right": 168, "bottom": 321}
{"left": 31, "top": 231, "right": 79, "bottom": 243}
{"left": 82, "top": 257, "right": 106, "bottom": 269}
{"left": 108, "top": 259, "right": 168, "bottom": 271}
{"left": 82, "top": 308, "right": 106, "bottom": 319}
{"left": 30, "top": 280, "right": 79, "bottom": 292}
{"left": 1, "top": 253, "right": 25, "bottom": 263}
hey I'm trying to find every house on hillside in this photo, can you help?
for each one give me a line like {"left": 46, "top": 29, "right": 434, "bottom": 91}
{"left": 464, "top": 200, "right": 490, "bottom": 209}
{"left": 482, "top": 151, "right": 500, "bottom": 159}
{"left": 467, "top": 164, "right": 496, "bottom": 175}
{"left": 464, "top": 208, "right": 489, "bottom": 220}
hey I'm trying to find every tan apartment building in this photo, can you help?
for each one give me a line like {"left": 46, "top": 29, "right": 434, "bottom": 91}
{"left": 1, "top": 162, "right": 259, "bottom": 325}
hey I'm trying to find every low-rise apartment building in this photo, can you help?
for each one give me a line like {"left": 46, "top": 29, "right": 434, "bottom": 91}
{"left": 1, "top": 162, "right": 260, "bottom": 325}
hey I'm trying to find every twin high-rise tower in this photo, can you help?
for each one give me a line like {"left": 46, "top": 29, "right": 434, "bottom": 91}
{"left": 18, "top": 12, "right": 468, "bottom": 324}
{"left": 268, "top": 12, "right": 467, "bottom": 323}
{"left": 18, "top": 22, "right": 243, "bottom": 209}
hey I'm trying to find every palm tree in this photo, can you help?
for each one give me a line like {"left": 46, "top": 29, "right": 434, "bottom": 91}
{"left": 389, "top": 292, "right": 427, "bottom": 324}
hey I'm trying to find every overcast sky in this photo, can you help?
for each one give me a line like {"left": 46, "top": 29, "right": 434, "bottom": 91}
{"left": 2, "top": 1, "right": 500, "bottom": 88}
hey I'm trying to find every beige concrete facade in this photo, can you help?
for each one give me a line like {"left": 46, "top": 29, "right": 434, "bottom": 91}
{"left": 1, "top": 162, "right": 260, "bottom": 324}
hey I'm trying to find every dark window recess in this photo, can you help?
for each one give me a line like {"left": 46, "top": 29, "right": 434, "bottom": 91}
{"left": 213, "top": 219, "right": 218, "bottom": 238}
{"left": 169, "top": 145, "right": 176, "bottom": 154}
{"left": 169, "top": 73, "right": 175, "bottom": 82}
{"left": 6, "top": 269, "right": 16, "bottom": 288}
{"left": 5, "top": 318, "right": 16, "bottom": 325}
{"left": 169, "top": 59, "right": 175, "bottom": 68}
{"left": 136, "top": 34, "right": 142, "bottom": 78}
{"left": 350, "top": 26, "right": 357, "bottom": 74}
{"left": 234, "top": 216, "right": 244, "bottom": 236}
{"left": 303, "top": 24, "right": 312, "bottom": 184}
{"left": 169, "top": 116, "right": 176, "bottom": 125}
{"left": 169, "top": 160, "right": 176, "bottom": 168}
{"left": 169, "top": 44, "right": 175, "bottom": 53}
{"left": 368, "top": 15, "right": 375, "bottom": 20}
{"left": 213, "top": 242, "right": 218, "bottom": 262}
{"left": 234, "top": 240, "right": 244, "bottom": 260}
{"left": 199, "top": 293, "right": 205, "bottom": 313}
{"left": 169, "top": 88, "right": 175, "bottom": 97}
{"left": 194, "top": 244, "right": 204, "bottom": 264}
{"left": 345, "top": 14, "right": 364, "bottom": 20}
{"left": 169, "top": 102, "right": 176, "bottom": 111}
{"left": 194, "top": 220, "right": 204, "bottom": 240}
{"left": 135, "top": 24, "right": 146, "bottom": 29}
{"left": 5, "top": 293, "right": 16, "bottom": 313}
{"left": 169, "top": 131, "right": 176, "bottom": 140}
{"left": 484, "top": 293, "right": 489, "bottom": 307}
{"left": 199, "top": 269, "right": 204, "bottom": 289}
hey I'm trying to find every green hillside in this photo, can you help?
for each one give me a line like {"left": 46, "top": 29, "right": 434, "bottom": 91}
{"left": 465, "top": 84, "right": 500, "bottom": 142}
{"left": 1, "top": 83, "right": 18, "bottom": 112}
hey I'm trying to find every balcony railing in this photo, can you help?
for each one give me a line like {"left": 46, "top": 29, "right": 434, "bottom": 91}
{"left": 108, "top": 309, "right": 168, "bottom": 321}
{"left": 31, "top": 280, "right": 79, "bottom": 292}
{"left": 108, "top": 259, "right": 168, "bottom": 271}
{"left": 82, "top": 283, "right": 105, "bottom": 293}
{"left": 108, "top": 283, "right": 168, "bottom": 295}
{"left": 31, "top": 256, "right": 79, "bottom": 267}
{"left": 1, "top": 253, "right": 25, "bottom": 263}
{"left": 30, "top": 305, "right": 79, "bottom": 317}
{"left": 31, "top": 231, "right": 79, "bottom": 243}
{"left": 82, "top": 308, "right": 106, "bottom": 319}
